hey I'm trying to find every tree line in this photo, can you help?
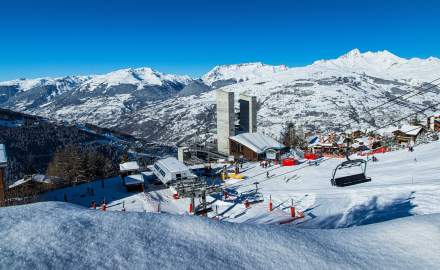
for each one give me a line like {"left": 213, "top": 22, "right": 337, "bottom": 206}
{"left": 46, "top": 145, "right": 117, "bottom": 185}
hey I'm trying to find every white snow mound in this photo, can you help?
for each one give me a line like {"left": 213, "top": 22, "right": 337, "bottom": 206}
{"left": 1, "top": 202, "right": 439, "bottom": 270}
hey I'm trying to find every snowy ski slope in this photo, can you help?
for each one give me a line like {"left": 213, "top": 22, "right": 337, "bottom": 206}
{"left": 41, "top": 141, "right": 440, "bottom": 230}
{"left": 1, "top": 201, "right": 439, "bottom": 270}
{"left": 3, "top": 141, "right": 440, "bottom": 270}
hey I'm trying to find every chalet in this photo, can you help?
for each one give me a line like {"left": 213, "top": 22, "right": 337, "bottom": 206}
{"left": 308, "top": 135, "right": 339, "bottom": 155}
{"left": 427, "top": 115, "right": 440, "bottom": 132}
{"left": 351, "top": 130, "right": 364, "bottom": 139}
{"left": 229, "top": 133, "right": 285, "bottom": 161}
{"left": 392, "top": 125, "right": 425, "bottom": 145}
{"left": 0, "top": 144, "right": 7, "bottom": 206}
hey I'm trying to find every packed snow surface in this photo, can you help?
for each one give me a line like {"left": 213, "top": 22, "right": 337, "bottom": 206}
{"left": 1, "top": 202, "right": 439, "bottom": 270}
{"left": 42, "top": 141, "right": 440, "bottom": 228}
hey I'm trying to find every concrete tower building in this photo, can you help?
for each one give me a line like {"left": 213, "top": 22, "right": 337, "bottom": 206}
{"left": 0, "top": 144, "right": 7, "bottom": 206}
{"left": 239, "top": 94, "right": 257, "bottom": 133}
{"left": 216, "top": 90, "right": 235, "bottom": 155}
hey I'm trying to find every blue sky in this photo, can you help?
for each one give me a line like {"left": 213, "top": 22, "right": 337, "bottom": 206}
{"left": 0, "top": 0, "right": 439, "bottom": 80}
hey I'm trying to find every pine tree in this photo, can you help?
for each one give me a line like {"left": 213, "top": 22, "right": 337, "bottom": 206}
{"left": 280, "top": 122, "right": 306, "bottom": 149}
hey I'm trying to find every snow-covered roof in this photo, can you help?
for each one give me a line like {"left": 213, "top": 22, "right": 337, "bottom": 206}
{"left": 8, "top": 174, "right": 53, "bottom": 189}
{"left": 230, "top": 133, "right": 284, "bottom": 154}
{"left": 124, "top": 174, "right": 144, "bottom": 186}
{"left": 396, "top": 125, "right": 423, "bottom": 136}
{"left": 377, "top": 126, "right": 399, "bottom": 136}
{"left": 307, "top": 135, "right": 319, "bottom": 147}
{"left": 354, "top": 137, "right": 369, "bottom": 145}
{"left": 0, "top": 144, "right": 7, "bottom": 166}
{"left": 156, "top": 157, "right": 190, "bottom": 174}
{"left": 119, "top": 161, "right": 140, "bottom": 172}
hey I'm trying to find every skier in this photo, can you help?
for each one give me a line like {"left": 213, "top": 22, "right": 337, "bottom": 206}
{"left": 266, "top": 171, "right": 269, "bottom": 178}
{"left": 244, "top": 199, "right": 250, "bottom": 209}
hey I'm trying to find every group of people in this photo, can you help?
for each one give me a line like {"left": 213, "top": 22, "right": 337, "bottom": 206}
{"left": 259, "top": 160, "right": 272, "bottom": 168}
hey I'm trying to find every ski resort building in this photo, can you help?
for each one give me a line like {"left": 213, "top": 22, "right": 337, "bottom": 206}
{"left": 216, "top": 90, "right": 258, "bottom": 156}
{"left": 229, "top": 133, "right": 285, "bottom": 161}
{"left": 427, "top": 115, "right": 440, "bottom": 132}
{"left": 123, "top": 174, "right": 145, "bottom": 192}
{"left": 238, "top": 94, "right": 257, "bottom": 133}
{"left": 216, "top": 90, "right": 235, "bottom": 155}
{"left": 0, "top": 144, "right": 7, "bottom": 206}
{"left": 119, "top": 161, "right": 147, "bottom": 191}
{"left": 151, "top": 157, "right": 196, "bottom": 185}
{"left": 392, "top": 125, "right": 425, "bottom": 145}
{"left": 119, "top": 161, "right": 140, "bottom": 175}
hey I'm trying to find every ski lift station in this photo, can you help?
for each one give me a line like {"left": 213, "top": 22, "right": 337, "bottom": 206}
{"left": 151, "top": 157, "right": 196, "bottom": 185}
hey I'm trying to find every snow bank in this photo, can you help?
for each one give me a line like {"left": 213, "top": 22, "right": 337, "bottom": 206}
{"left": 1, "top": 202, "right": 439, "bottom": 270}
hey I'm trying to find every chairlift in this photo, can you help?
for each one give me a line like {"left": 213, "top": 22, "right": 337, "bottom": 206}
{"left": 331, "top": 140, "right": 371, "bottom": 187}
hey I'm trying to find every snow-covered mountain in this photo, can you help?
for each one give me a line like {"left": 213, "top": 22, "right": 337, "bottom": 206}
{"left": 202, "top": 62, "right": 288, "bottom": 87}
{"left": 310, "top": 49, "right": 440, "bottom": 82}
{"left": 1, "top": 49, "right": 439, "bottom": 144}
{"left": 0, "top": 67, "right": 195, "bottom": 110}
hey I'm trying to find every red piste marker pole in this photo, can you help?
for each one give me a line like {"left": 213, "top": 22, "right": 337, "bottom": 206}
{"left": 189, "top": 203, "right": 193, "bottom": 214}
{"left": 269, "top": 195, "right": 273, "bottom": 212}
{"left": 290, "top": 199, "right": 295, "bottom": 218}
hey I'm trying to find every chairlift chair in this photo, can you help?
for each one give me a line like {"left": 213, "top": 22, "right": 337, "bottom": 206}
{"left": 331, "top": 140, "right": 371, "bottom": 187}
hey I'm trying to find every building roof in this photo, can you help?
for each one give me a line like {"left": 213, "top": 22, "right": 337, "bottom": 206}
{"left": 354, "top": 137, "right": 370, "bottom": 145}
{"left": 307, "top": 135, "right": 319, "bottom": 147}
{"left": 156, "top": 157, "right": 190, "bottom": 173}
{"left": 0, "top": 144, "right": 7, "bottom": 165}
{"left": 119, "top": 161, "right": 140, "bottom": 172}
{"left": 395, "top": 125, "right": 423, "bottom": 136}
{"left": 124, "top": 174, "right": 144, "bottom": 186}
{"left": 141, "top": 171, "right": 155, "bottom": 177}
{"left": 230, "top": 133, "right": 284, "bottom": 154}
{"left": 8, "top": 174, "right": 53, "bottom": 189}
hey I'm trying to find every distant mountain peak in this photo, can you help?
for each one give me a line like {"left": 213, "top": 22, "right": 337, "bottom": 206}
{"left": 336, "top": 48, "right": 403, "bottom": 62}
{"left": 342, "top": 48, "right": 362, "bottom": 58}
{"left": 202, "top": 62, "right": 288, "bottom": 86}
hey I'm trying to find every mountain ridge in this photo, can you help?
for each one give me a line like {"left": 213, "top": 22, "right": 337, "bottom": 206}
{"left": 1, "top": 49, "right": 439, "bottom": 144}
